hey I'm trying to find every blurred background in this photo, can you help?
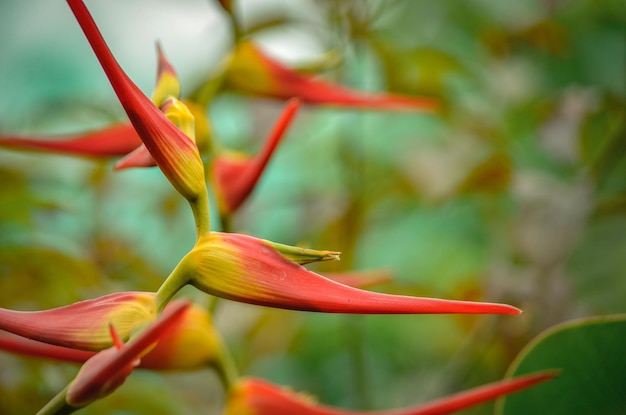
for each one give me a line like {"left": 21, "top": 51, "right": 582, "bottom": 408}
{"left": 0, "top": 0, "right": 624, "bottom": 413}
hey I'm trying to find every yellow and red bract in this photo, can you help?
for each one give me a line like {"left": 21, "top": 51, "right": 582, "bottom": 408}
{"left": 224, "top": 41, "right": 439, "bottom": 112}
{"left": 224, "top": 373, "right": 556, "bottom": 415}
{"left": 0, "top": 291, "right": 156, "bottom": 351}
{"left": 179, "top": 232, "right": 521, "bottom": 315}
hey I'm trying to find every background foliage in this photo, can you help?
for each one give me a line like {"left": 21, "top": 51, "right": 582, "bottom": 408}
{"left": 0, "top": 0, "right": 624, "bottom": 413}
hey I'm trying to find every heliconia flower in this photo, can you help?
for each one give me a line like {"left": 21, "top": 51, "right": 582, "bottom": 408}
{"left": 210, "top": 98, "right": 300, "bottom": 215}
{"left": 223, "top": 41, "right": 438, "bottom": 111}
{"left": 224, "top": 373, "right": 556, "bottom": 415}
{"left": 117, "top": 97, "right": 298, "bottom": 215}
{"left": 0, "top": 302, "right": 224, "bottom": 372}
{"left": 115, "top": 96, "right": 196, "bottom": 170}
{"left": 0, "top": 123, "right": 141, "bottom": 157}
{"left": 64, "top": 325, "right": 139, "bottom": 408}
{"left": 64, "top": 300, "right": 191, "bottom": 409}
{"left": 67, "top": 0, "right": 206, "bottom": 204}
{"left": 0, "top": 292, "right": 156, "bottom": 351}
{"left": 0, "top": 44, "right": 191, "bottom": 162}
{"left": 151, "top": 42, "right": 181, "bottom": 107}
{"left": 138, "top": 302, "right": 224, "bottom": 371}
{"left": 112, "top": 43, "right": 190, "bottom": 170}
{"left": 157, "top": 232, "right": 520, "bottom": 315}
{"left": 113, "top": 100, "right": 212, "bottom": 171}
{"left": 0, "top": 43, "right": 210, "bottom": 165}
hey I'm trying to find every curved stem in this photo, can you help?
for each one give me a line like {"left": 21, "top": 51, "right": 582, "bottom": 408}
{"left": 36, "top": 386, "right": 76, "bottom": 415}
{"left": 220, "top": 211, "right": 233, "bottom": 234}
{"left": 190, "top": 188, "right": 211, "bottom": 239}
{"left": 213, "top": 343, "right": 240, "bottom": 392}
{"left": 224, "top": 3, "right": 242, "bottom": 42}
{"left": 207, "top": 295, "right": 221, "bottom": 315}
{"left": 155, "top": 255, "right": 193, "bottom": 312}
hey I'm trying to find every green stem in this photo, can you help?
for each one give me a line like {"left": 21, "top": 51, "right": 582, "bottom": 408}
{"left": 190, "top": 188, "right": 211, "bottom": 239}
{"left": 214, "top": 344, "right": 240, "bottom": 392}
{"left": 155, "top": 255, "right": 193, "bottom": 312}
{"left": 225, "top": 3, "right": 242, "bottom": 42}
{"left": 36, "top": 386, "right": 76, "bottom": 415}
{"left": 207, "top": 295, "right": 221, "bottom": 314}
{"left": 219, "top": 211, "right": 232, "bottom": 234}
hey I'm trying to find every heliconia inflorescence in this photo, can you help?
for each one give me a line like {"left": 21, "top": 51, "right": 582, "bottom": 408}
{"left": 0, "top": 1, "right": 557, "bottom": 413}
{"left": 156, "top": 232, "right": 521, "bottom": 315}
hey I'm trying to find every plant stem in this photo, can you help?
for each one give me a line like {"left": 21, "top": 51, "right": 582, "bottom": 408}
{"left": 155, "top": 255, "right": 193, "bottom": 312}
{"left": 36, "top": 386, "right": 76, "bottom": 415}
{"left": 214, "top": 344, "right": 240, "bottom": 392}
{"left": 190, "top": 188, "right": 211, "bottom": 239}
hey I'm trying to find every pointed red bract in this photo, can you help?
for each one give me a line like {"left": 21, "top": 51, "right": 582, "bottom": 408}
{"left": 226, "top": 373, "right": 556, "bottom": 415}
{"left": 0, "top": 123, "right": 141, "bottom": 157}
{"left": 0, "top": 292, "right": 156, "bottom": 351}
{"left": 67, "top": 0, "right": 205, "bottom": 201}
{"left": 138, "top": 302, "right": 223, "bottom": 370}
{"left": 114, "top": 144, "right": 155, "bottom": 169}
{"left": 151, "top": 42, "right": 180, "bottom": 106}
{"left": 0, "top": 333, "right": 96, "bottom": 363}
{"left": 226, "top": 42, "right": 438, "bottom": 112}
{"left": 212, "top": 99, "right": 300, "bottom": 213}
{"left": 0, "top": 302, "right": 221, "bottom": 371}
{"left": 66, "top": 300, "right": 191, "bottom": 407}
{"left": 185, "top": 232, "right": 521, "bottom": 315}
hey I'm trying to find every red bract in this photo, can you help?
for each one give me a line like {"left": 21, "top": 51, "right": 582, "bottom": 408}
{"left": 138, "top": 302, "right": 224, "bottom": 370}
{"left": 175, "top": 232, "right": 520, "bottom": 315}
{"left": 0, "top": 332, "right": 96, "bottom": 364}
{"left": 65, "top": 300, "right": 191, "bottom": 408}
{"left": 152, "top": 42, "right": 181, "bottom": 107}
{"left": 225, "top": 41, "right": 439, "bottom": 112}
{"left": 212, "top": 99, "right": 301, "bottom": 214}
{"left": 0, "top": 123, "right": 141, "bottom": 157}
{"left": 225, "top": 373, "right": 556, "bottom": 415}
{"left": 67, "top": 0, "right": 205, "bottom": 203}
{"left": 0, "top": 291, "right": 156, "bottom": 351}
{"left": 0, "top": 43, "right": 194, "bottom": 166}
{"left": 0, "top": 302, "right": 223, "bottom": 371}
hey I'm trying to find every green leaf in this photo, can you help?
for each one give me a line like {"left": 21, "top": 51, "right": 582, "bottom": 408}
{"left": 498, "top": 314, "right": 626, "bottom": 415}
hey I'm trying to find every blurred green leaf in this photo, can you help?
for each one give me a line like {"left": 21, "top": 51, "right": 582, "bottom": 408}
{"left": 498, "top": 315, "right": 626, "bottom": 415}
